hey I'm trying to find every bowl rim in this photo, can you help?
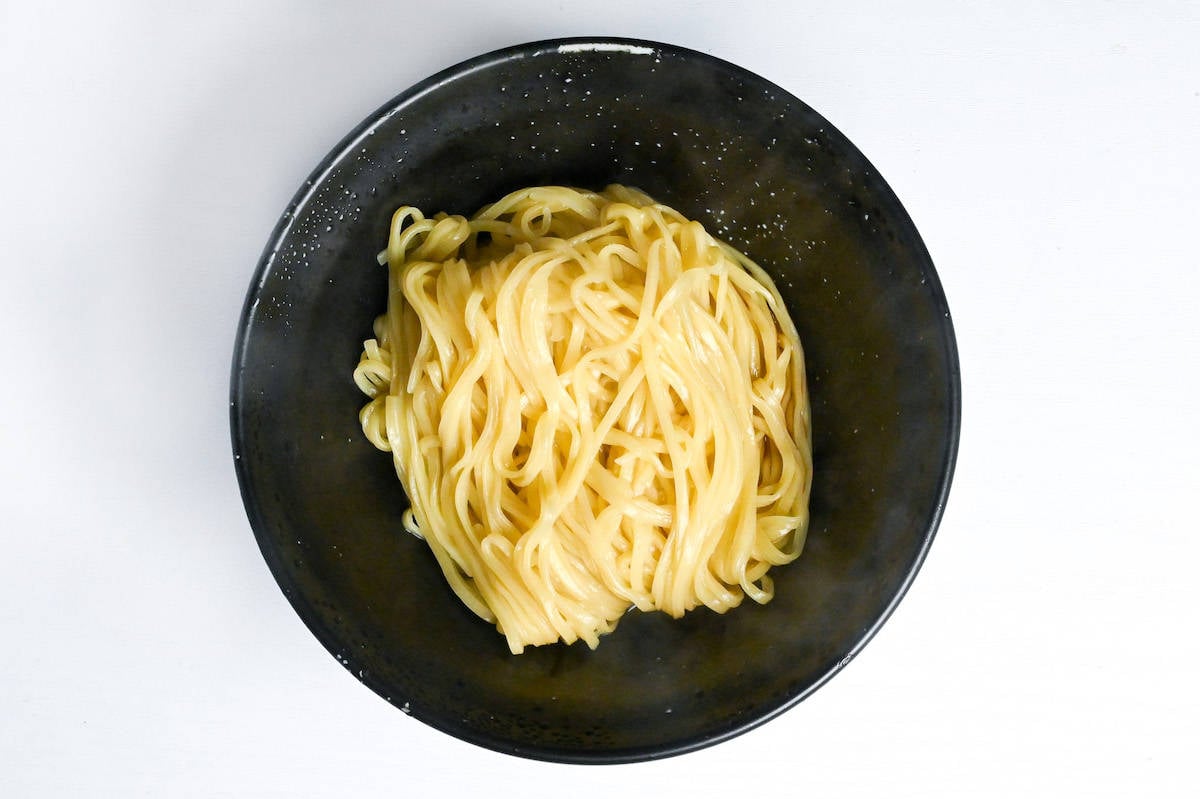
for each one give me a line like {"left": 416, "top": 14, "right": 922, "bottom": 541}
{"left": 229, "top": 34, "right": 962, "bottom": 764}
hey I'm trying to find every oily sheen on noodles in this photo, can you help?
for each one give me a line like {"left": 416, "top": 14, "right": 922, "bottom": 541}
{"left": 353, "top": 185, "right": 811, "bottom": 654}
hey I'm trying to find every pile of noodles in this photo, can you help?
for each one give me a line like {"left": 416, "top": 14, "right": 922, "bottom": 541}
{"left": 354, "top": 185, "right": 811, "bottom": 654}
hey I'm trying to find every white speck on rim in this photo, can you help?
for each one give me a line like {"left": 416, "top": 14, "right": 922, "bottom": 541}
{"left": 558, "top": 43, "right": 655, "bottom": 55}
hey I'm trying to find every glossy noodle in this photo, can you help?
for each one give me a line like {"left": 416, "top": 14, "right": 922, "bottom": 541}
{"left": 354, "top": 185, "right": 811, "bottom": 653}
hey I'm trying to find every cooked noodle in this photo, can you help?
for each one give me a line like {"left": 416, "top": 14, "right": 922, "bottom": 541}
{"left": 354, "top": 185, "right": 811, "bottom": 653}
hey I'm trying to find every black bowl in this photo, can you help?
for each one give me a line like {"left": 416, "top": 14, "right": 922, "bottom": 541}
{"left": 231, "top": 37, "right": 959, "bottom": 763}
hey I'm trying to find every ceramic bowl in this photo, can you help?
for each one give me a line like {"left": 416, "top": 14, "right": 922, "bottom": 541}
{"left": 231, "top": 37, "right": 960, "bottom": 763}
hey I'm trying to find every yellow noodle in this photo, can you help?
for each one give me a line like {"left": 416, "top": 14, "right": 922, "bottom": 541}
{"left": 354, "top": 185, "right": 811, "bottom": 654}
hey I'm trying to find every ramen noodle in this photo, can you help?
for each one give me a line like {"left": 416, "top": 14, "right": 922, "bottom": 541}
{"left": 354, "top": 185, "right": 811, "bottom": 653}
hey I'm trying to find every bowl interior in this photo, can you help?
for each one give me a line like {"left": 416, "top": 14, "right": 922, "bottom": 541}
{"left": 231, "top": 38, "right": 959, "bottom": 763}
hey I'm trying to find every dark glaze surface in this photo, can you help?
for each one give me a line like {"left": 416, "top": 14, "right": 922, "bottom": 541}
{"left": 231, "top": 37, "right": 960, "bottom": 763}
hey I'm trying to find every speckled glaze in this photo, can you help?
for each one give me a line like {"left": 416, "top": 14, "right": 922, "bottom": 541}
{"left": 231, "top": 37, "right": 960, "bottom": 763}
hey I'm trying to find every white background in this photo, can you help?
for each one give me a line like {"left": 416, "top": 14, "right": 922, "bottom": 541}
{"left": 3, "top": 1, "right": 1198, "bottom": 795}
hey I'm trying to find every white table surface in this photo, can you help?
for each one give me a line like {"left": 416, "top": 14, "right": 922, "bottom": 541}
{"left": 3, "top": 2, "right": 1198, "bottom": 795}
